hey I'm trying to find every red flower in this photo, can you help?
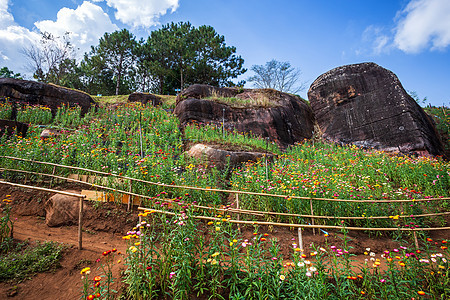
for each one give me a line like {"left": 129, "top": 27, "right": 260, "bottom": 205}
{"left": 112, "top": 248, "right": 117, "bottom": 252}
{"left": 87, "top": 295, "right": 95, "bottom": 300}
{"left": 146, "top": 266, "right": 152, "bottom": 270}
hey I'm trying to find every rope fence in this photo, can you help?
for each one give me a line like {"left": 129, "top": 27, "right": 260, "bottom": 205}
{"left": 2, "top": 167, "right": 450, "bottom": 221}
{"left": 1, "top": 155, "right": 448, "bottom": 203}
{"left": 1, "top": 155, "right": 449, "bottom": 238}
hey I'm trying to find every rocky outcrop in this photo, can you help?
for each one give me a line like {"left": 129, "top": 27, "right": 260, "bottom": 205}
{"left": 308, "top": 62, "right": 444, "bottom": 156}
{"left": 0, "top": 78, "right": 96, "bottom": 117}
{"left": 40, "top": 128, "right": 61, "bottom": 139}
{"left": 175, "top": 84, "right": 315, "bottom": 148}
{"left": 128, "top": 92, "right": 162, "bottom": 106}
{"left": 0, "top": 119, "right": 28, "bottom": 137}
{"left": 45, "top": 191, "right": 80, "bottom": 227}
{"left": 186, "top": 143, "right": 274, "bottom": 169}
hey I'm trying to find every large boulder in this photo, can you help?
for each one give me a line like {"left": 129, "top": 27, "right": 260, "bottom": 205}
{"left": 45, "top": 191, "right": 80, "bottom": 227}
{"left": 174, "top": 84, "right": 315, "bottom": 148}
{"left": 0, "top": 78, "right": 96, "bottom": 117}
{"left": 128, "top": 92, "right": 162, "bottom": 106}
{"left": 308, "top": 62, "right": 444, "bottom": 156}
{"left": 186, "top": 143, "right": 274, "bottom": 169}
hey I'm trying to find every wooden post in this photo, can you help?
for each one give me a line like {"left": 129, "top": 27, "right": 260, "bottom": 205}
{"left": 310, "top": 198, "right": 316, "bottom": 235}
{"left": 127, "top": 180, "right": 132, "bottom": 211}
{"left": 49, "top": 165, "right": 56, "bottom": 188}
{"left": 236, "top": 194, "right": 241, "bottom": 232}
{"left": 413, "top": 230, "right": 419, "bottom": 250}
{"left": 78, "top": 196, "right": 84, "bottom": 250}
{"left": 298, "top": 227, "right": 303, "bottom": 251}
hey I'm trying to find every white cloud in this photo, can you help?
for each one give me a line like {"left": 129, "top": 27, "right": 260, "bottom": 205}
{"left": 394, "top": 0, "right": 450, "bottom": 53}
{"left": 105, "top": 0, "right": 179, "bottom": 28}
{"left": 0, "top": 1, "right": 118, "bottom": 77}
{"left": 0, "top": 0, "right": 14, "bottom": 28}
{"left": 361, "top": 25, "right": 392, "bottom": 55}
{"left": 0, "top": 0, "right": 40, "bottom": 75}
{"left": 35, "top": 1, "right": 119, "bottom": 58}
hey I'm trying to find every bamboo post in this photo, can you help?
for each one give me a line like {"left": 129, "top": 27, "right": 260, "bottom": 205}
{"left": 310, "top": 198, "right": 316, "bottom": 235}
{"left": 236, "top": 193, "right": 241, "bottom": 233}
{"left": 49, "top": 165, "right": 56, "bottom": 188}
{"left": 298, "top": 228, "right": 303, "bottom": 251}
{"left": 78, "top": 196, "right": 84, "bottom": 250}
{"left": 127, "top": 179, "right": 133, "bottom": 211}
{"left": 413, "top": 230, "right": 419, "bottom": 250}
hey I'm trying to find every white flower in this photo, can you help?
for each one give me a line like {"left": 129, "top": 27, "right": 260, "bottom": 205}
{"left": 309, "top": 266, "right": 317, "bottom": 272}
{"left": 370, "top": 252, "right": 376, "bottom": 257}
{"left": 366, "top": 248, "right": 371, "bottom": 252}
{"left": 305, "top": 271, "right": 312, "bottom": 277}
{"left": 297, "top": 262, "right": 305, "bottom": 267}
{"left": 304, "top": 260, "right": 311, "bottom": 265}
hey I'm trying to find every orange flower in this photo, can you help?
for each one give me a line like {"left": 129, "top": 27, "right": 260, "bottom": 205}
{"left": 417, "top": 291, "right": 426, "bottom": 296}
{"left": 87, "top": 295, "right": 95, "bottom": 300}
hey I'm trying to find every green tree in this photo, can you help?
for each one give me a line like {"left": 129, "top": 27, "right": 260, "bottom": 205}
{"left": 85, "top": 29, "right": 139, "bottom": 95}
{"left": 248, "top": 60, "right": 306, "bottom": 93}
{"left": 144, "top": 22, "right": 246, "bottom": 94}
{"left": 0, "top": 67, "right": 22, "bottom": 79}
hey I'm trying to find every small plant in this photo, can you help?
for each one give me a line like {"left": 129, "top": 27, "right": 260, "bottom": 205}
{"left": 0, "top": 195, "right": 14, "bottom": 252}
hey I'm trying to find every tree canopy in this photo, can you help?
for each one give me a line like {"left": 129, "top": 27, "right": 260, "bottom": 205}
{"left": 143, "top": 22, "right": 246, "bottom": 94}
{"left": 0, "top": 67, "right": 22, "bottom": 79}
{"left": 22, "top": 23, "right": 246, "bottom": 96}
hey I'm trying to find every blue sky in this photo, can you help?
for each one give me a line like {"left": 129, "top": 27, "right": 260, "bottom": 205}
{"left": 1, "top": 0, "right": 449, "bottom": 106}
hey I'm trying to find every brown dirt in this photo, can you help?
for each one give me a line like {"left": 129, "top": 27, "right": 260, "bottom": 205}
{"left": 0, "top": 183, "right": 447, "bottom": 299}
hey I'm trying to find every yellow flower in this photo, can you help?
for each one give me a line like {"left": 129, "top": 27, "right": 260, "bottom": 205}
{"left": 207, "top": 221, "right": 214, "bottom": 225}
{"left": 232, "top": 239, "right": 237, "bottom": 243}
{"left": 129, "top": 246, "right": 138, "bottom": 253}
{"left": 211, "top": 252, "right": 220, "bottom": 257}
{"left": 80, "top": 267, "right": 91, "bottom": 275}
{"left": 135, "top": 242, "right": 141, "bottom": 246}
{"left": 215, "top": 227, "right": 220, "bottom": 231}
{"left": 211, "top": 259, "right": 218, "bottom": 265}
{"left": 229, "top": 242, "right": 234, "bottom": 247}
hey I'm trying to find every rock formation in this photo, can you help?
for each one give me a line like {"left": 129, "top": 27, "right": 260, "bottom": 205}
{"left": 45, "top": 191, "right": 80, "bottom": 227}
{"left": 174, "top": 84, "right": 314, "bottom": 148}
{"left": 0, "top": 78, "right": 96, "bottom": 117}
{"left": 308, "top": 62, "right": 444, "bottom": 156}
{"left": 186, "top": 143, "right": 274, "bottom": 169}
{"left": 128, "top": 92, "right": 162, "bottom": 106}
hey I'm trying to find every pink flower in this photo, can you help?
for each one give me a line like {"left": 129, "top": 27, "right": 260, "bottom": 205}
{"left": 169, "top": 272, "right": 176, "bottom": 279}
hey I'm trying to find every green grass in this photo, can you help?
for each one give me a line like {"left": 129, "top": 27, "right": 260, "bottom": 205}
{"left": 0, "top": 241, "right": 64, "bottom": 282}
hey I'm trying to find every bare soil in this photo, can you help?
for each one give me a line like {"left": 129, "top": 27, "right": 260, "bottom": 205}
{"left": 0, "top": 183, "right": 447, "bottom": 299}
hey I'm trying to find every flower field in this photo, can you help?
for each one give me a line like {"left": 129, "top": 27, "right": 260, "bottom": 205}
{"left": 0, "top": 101, "right": 449, "bottom": 299}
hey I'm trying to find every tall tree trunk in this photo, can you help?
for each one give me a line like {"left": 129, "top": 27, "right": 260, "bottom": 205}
{"left": 116, "top": 55, "right": 123, "bottom": 95}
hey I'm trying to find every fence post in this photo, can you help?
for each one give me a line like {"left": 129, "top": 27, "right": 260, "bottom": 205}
{"left": 49, "top": 165, "right": 56, "bottom": 188}
{"left": 78, "top": 196, "right": 84, "bottom": 250}
{"left": 413, "top": 229, "right": 419, "bottom": 250}
{"left": 298, "top": 227, "right": 303, "bottom": 251}
{"left": 236, "top": 193, "right": 241, "bottom": 233}
{"left": 127, "top": 179, "right": 132, "bottom": 211}
{"left": 310, "top": 198, "right": 316, "bottom": 235}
